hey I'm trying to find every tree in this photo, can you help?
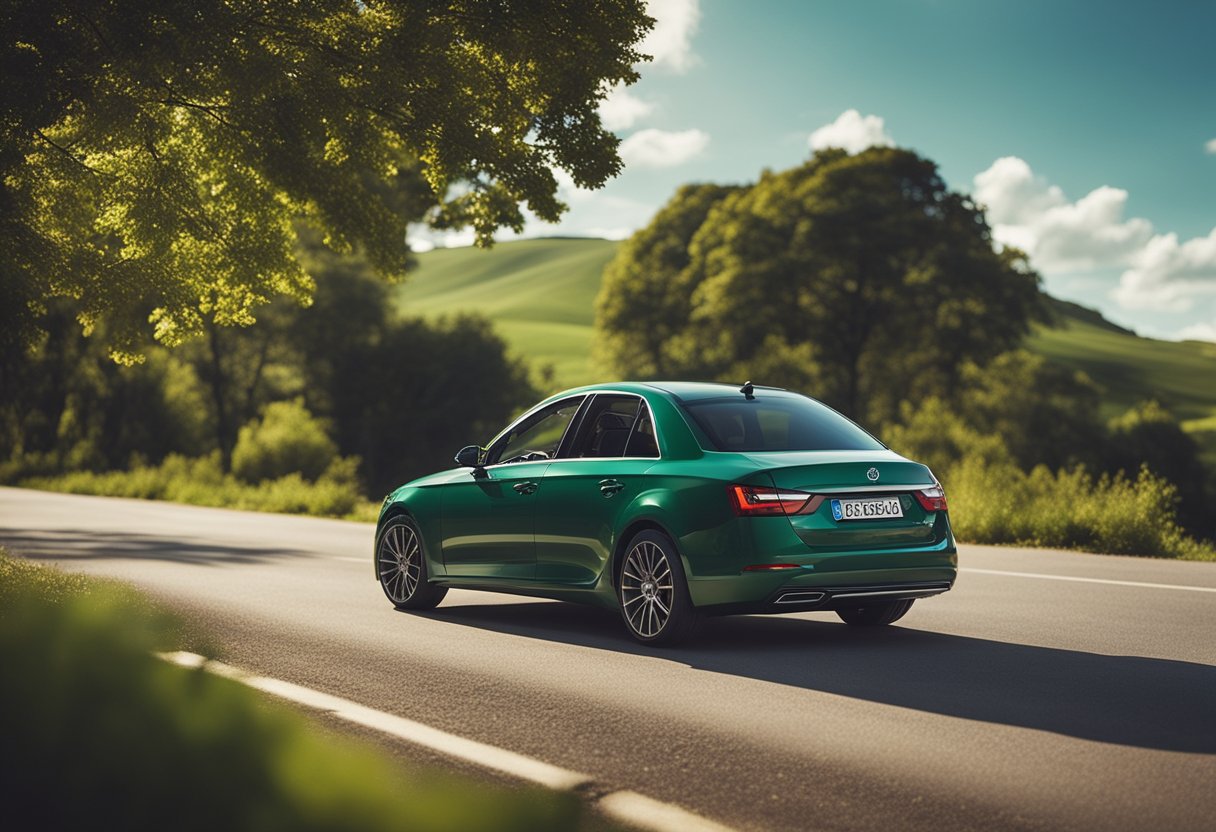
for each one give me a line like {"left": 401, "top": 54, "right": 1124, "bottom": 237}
{"left": 1, "top": 0, "right": 652, "bottom": 360}
{"left": 595, "top": 148, "right": 1044, "bottom": 424}
{"left": 594, "top": 183, "right": 741, "bottom": 377}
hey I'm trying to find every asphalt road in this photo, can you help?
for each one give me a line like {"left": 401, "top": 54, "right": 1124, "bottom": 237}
{"left": 3, "top": 486, "right": 1215, "bottom": 832}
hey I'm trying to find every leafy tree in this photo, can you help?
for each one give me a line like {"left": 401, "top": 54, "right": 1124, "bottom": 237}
{"left": 594, "top": 183, "right": 742, "bottom": 377}
{"left": 595, "top": 148, "right": 1044, "bottom": 424}
{"left": 1107, "top": 401, "right": 1211, "bottom": 537}
{"left": 1, "top": 0, "right": 652, "bottom": 359}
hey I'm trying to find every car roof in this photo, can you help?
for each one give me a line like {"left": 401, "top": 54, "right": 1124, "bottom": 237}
{"left": 558, "top": 381, "right": 790, "bottom": 402}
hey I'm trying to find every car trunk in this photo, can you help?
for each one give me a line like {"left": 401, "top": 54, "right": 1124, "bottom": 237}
{"left": 745, "top": 450, "right": 944, "bottom": 552}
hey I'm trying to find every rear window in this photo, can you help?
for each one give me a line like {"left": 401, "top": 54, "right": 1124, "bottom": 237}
{"left": 680, "top": 395, "right": 884, "bottom": 452}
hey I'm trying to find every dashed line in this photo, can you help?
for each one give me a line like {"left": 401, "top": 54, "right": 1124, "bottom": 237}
{"left": 160, "top": 651, "right": 736, "bottom": 832}
{"left": 961, "top": 567, "right": 1216, "bottom": 593}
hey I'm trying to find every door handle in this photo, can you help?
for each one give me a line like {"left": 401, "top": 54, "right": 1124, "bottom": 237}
{"left": 599, "top": 478, "right": 625, "bottom": 497}
{"left": 513, "top": 481, "right": 538, "bottom": 495}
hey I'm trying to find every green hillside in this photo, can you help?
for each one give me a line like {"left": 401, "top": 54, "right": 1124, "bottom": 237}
{"left": 398, "top": 237, "right": 1216, "bottom": 443}
{"left": 396, "top": 238, "right": 616, "bottom": 388}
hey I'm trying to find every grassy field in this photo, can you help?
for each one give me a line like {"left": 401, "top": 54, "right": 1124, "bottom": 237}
{"left": 397, "top": 238, "right": 617, "bottom": 388}
{"left": 399, "top": 238, "right": 1216, "bottom": 448}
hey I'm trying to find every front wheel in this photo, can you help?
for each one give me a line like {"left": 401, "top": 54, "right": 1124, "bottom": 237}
{"left": 618, "top": 530, "right": 699, "bottom": 646}
{"left": 836, "top": 598, "right": 914, "bottom": 627}
{"left": 376, "top": 517, "right": 447, "bottom": 610}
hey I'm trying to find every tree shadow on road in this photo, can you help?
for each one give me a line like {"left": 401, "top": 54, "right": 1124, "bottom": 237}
{"left": 417, "top": 600, "right": 1216, "bottom": 755}
{"left": 0, "top": 527, "right": 300, "bottom": 566}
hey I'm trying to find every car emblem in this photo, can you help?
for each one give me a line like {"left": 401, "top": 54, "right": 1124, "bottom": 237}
{"left": 866, "top": 467, "right": 880, "bottom": 482}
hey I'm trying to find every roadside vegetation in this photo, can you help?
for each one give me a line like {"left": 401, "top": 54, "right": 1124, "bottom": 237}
{"left": 0, "top": 550, "right": 591, "bottom": 830}
{"left": 4, "top": 143, "right": 1214, "bottom": 559}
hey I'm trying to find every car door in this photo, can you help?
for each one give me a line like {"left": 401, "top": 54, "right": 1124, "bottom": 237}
{"left": 440, "top": 396, "right": 585, "bottom": 581}
{"left": 533, "top": 394, "right": 661, "bottom": 586}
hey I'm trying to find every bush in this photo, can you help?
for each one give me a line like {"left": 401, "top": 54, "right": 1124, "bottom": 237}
{"left": 232, "top": 398, "right": 339, "bottom": 483}
{"left": 944, "top": 461, "right": 1214, "bottom": 560}
{"left": 21, "top": 452, "right": 376, "bottom": 520}
{"left": 0, "top": 551, "right": 586, "bottom": 831}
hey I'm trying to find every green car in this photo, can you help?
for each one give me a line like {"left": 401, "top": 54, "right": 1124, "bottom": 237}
{"left": 375, "top": 382, "right": 956, "bottom": 644}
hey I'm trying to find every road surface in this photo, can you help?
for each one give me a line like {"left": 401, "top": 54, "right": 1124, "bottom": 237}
{"left": 2, "top": 487, "right": 1214, "bottom": 831}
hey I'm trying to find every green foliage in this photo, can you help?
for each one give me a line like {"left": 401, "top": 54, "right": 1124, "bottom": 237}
{"left": 1107, "top": 401, "right": 1211, "bottom": 537}
{"left": 2, "top": 0, "right": 653, "bottom": 358}
{"left": 232, "top": 399, "right": 339, "bottom": 483}
{"left": 594, "top": 184, "right": 742, "bottom": 378}
{"left": 0, "top": 552, "right": 588, "bottom": 830}
{"left": 899, "top": 345, "right": 1108, "bottom": 474}
{"left": 21, "top": 453, "right": 375, "bottom": 521}
{"left": 943, "top": 461, "right": 1213, "bottom": 560}
{"left": 594, "top": 148, "right": 1045, "bottom": 424}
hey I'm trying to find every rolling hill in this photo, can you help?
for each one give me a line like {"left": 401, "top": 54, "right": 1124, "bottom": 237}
{"left": 397, "top": 237, "right": 1216, "bottom": 446}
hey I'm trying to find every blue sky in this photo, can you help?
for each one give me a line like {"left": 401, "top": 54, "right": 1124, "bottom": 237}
{"left": 424, "top": 0, "right": 1216, "bottom": 342}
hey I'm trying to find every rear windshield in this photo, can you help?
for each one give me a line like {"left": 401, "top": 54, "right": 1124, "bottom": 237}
{"left": 679, "top": 395, "right": 885, "bottom": 452}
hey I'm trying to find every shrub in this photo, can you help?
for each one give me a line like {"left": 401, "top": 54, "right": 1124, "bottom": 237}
{"left": 21, "top": 452, "right": 376, "bottom": 520}
{"left": 232, "top": 399, "right": 338, "bottom": 483}
{"left": 944, "top": 461, "right": 1213, "bottom": 559}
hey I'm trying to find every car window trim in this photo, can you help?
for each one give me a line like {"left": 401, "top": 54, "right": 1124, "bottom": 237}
{"left": 554, "top": 391, "right": 662, "bottom": 462}
{"left": 483, "top": 394, "right": 588, "bottom": 467}
{"left": 482, "top": 391, "right": 663, "bottom": 471}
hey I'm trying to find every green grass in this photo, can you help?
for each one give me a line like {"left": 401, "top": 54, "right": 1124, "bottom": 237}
{"left": 397, "top": 238, "right": 617, "bottom": 388}
{"left": 0, "top": 550, "right": 591, "bottom": 830}
{"left": 1030, "top": 298, "right": 1216, "bottom": 423}
{"left": 17, "top": 453, "right": 380, "bottom": 522}
{"left": 400, "top": 238, "right": 1216, "bottom": 455}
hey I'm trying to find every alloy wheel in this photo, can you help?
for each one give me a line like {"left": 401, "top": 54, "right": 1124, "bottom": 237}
{"left": 620, "top": 539, "right": 675, "bottom": 638}
{"left": 378, "top": 522, "right": 421, "bottom": 604}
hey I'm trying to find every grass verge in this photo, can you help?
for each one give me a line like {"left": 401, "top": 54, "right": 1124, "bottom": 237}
{"left": 16, "top": 452, "right": 379, "bottom": 522}
{"left": 0, "top": 551, "right": 591, "bottom": 831}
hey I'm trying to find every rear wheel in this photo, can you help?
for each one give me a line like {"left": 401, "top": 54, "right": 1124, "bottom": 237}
{"left": 836, "top": 598, "right": 914, "bottom": 627}
{"left": 618, "top": 530, "right": 699, "bottom": 646}
{"left": 377, "top": 517, "right": 447, "bottom": 610}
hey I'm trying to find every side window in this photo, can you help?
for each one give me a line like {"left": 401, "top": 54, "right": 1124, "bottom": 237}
{"left": 566, "top": 395, "right": 658, "bottom": 459}
{"left": 486, "top": 398, "right": 584, "bottom": 465}
{"left": 624, "top": 407, "right": 659, "bottom": 457}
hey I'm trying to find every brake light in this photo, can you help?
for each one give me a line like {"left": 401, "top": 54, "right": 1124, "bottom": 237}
{"left": 914, "top": 484, "right": 948, "bottom": 512}
{"left": 728, "top": 484, "right": 812, "bottom": 516}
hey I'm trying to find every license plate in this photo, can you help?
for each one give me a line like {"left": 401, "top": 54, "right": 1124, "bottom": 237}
{"left": 831, "top": 497, "right": 903, "bottom": 521}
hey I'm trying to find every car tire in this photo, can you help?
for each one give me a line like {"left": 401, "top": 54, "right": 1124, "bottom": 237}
{"left": 617, "top": 529, "right": 699, "bottom": 646}
{"left": 376, "top": 516, "right": 448, "bottom": 610}
{"left": 835, "top": 598, "right": 914, "bottom": 627}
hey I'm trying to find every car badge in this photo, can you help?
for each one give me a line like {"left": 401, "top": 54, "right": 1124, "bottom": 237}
{"left": 866, "top": 467, "right": 880, "bottom": 482}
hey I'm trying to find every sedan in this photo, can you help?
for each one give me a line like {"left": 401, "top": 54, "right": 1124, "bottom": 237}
{"left": 374, "top": 382, "right": 957, "bottom": 644}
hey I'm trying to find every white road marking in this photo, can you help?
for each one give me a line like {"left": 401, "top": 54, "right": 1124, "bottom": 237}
{"left": 159, "top": 651, "right": 737, "bottom": 832}
{"left": 961, "top": 567, "right": 1216, "bottom": 594}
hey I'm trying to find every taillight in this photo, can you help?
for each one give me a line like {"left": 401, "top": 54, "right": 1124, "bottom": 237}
{"left": 728, "top": 484, "right": 812, "bottom": 516}
{"left": 914, "top": 484, "right": 948, "bottom": 512}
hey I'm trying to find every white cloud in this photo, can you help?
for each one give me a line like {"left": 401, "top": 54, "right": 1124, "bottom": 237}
{"left": 972, "top": 156, "right": 1153, "bottom": 272}
{"left": 808, "top": 109, "right": 895, "bottom": 155}
{"left": 640, "top": 0, "right": 700, "bottom": 72}
{"left": 1113, "top": 227, "right": 1216, "bottom": 311}
{"left": 1206, "top": 137, "right": 1216, "bottom": 154}
{"left": 1178, "top": 321, "right": 1216, "bottom": 342}
{"left": 599, "top": 84, "right": 655, "bottom": 131}
{"left": 619, "top": 128, "right": 709, "bottom": 168}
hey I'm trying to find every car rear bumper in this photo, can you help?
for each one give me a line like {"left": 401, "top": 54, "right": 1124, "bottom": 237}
{"left": 695, "top": 578, "right": 954, "bottom": 615}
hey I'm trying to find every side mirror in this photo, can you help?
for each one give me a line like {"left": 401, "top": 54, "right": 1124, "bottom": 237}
{"left": 455, "top": 445, "right": 485, "bottom": 476}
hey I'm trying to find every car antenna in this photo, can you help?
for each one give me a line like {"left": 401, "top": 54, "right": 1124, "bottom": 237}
{"left": 740, "top": 380, "right": 755, "bottom": 400}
